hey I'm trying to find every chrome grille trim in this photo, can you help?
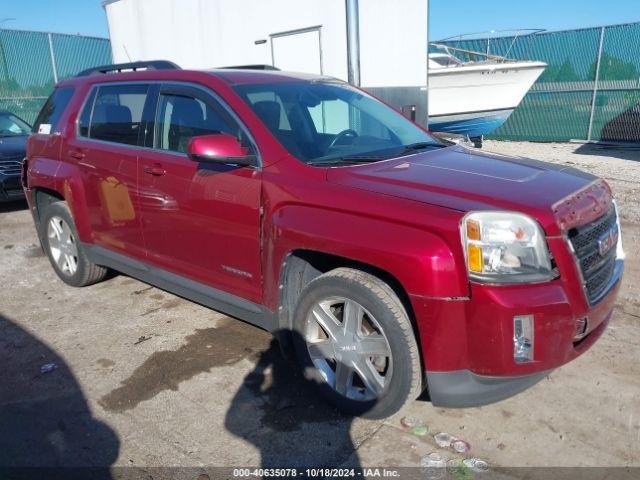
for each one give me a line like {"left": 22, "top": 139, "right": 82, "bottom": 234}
{"left": 0, "top": 156, "right": 23, "bottom": 175}
{"left": 567, "top": 205, "right": 620, "bottom": 305}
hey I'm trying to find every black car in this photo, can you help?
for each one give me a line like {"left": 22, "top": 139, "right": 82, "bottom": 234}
{"left": 0, "top": 110, "right": 31, "bottom": 202}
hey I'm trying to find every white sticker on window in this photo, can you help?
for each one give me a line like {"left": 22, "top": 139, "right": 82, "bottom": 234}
{"left": 38, "top": 124, "right": 52, "bottom": 134}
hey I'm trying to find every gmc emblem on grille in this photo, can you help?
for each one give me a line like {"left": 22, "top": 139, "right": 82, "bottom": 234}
{"left": 598, "top": 226, "right": 618, "bottom": 257}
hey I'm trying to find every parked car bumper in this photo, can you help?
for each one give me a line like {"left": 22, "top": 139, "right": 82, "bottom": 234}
{"left": 412, "top": 259, "right": 623, "bottom": 408}
{"left": 0, "top": 172, "right": 25, "bottom": 202}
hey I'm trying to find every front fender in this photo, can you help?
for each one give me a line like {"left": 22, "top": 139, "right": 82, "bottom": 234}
{"left": 263, "top": 204, "right": 469, "bottom": 310}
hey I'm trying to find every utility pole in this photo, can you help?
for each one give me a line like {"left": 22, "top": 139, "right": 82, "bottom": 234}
{"left": 345, "top": 0, "right": 361, "bottom": 86}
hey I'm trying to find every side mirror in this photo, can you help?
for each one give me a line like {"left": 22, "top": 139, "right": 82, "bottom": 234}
{"left": 187, "top": 133, "right": 257, "bottom": 167}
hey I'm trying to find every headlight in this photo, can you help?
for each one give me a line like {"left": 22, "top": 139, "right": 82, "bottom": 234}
{"left": 461, "top": 211, "right": 555, "bottom": 284}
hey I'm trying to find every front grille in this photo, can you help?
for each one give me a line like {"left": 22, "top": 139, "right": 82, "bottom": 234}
{"left": 567, "top": 206, "right": 618, "bottom": 305}
{"left": 0, "top": 156, "right": 23, "bottom": 175}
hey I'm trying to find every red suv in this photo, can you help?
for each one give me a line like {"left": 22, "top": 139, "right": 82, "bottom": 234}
{"left": 23, "top": 62, "right": 624, "bottom": 418}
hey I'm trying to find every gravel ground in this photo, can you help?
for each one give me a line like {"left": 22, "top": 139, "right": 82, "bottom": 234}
{"left": 0, "top": 141, "right": 638, "bottom": 475}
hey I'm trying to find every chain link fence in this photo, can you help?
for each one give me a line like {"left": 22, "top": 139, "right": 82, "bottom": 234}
{"left": 0, "top": 29, "right": 112, "bottom": 125}
{"left": 438, "top": 22, "right": 640, "bottom": 143}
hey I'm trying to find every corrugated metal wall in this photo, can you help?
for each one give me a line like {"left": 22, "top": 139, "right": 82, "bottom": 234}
{"left": 438, "top": 22, "right": 640, "bottom": 143}
{"left": 0, "top": 29, "right": 111, "bottom": 125}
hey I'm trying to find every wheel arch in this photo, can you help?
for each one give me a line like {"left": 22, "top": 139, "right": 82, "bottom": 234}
{"left": 29, "top": 162, "right": 93, "bottom": 242}
{"left": 33, "top": 188, "right": 65, "bottom": 228}
{"left": 276, "top": 249, "right": 423, "bottom": 365}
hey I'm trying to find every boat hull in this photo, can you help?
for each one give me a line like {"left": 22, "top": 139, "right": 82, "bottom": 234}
{"left": 429, "top": 108, "right": 514, "bottom": 138}
{"left": 428, "top": 61, "right": 545, "bottom": 137}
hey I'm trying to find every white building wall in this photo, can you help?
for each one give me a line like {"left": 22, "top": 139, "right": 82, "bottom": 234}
{"left": 358, "top": 0, "right": 428, "bottom": 87}
{"left": 105, "top": 0, "right": 349, "bottom": 80}
{"left": 104, "top": 0, "right": 427, "bottom": 89}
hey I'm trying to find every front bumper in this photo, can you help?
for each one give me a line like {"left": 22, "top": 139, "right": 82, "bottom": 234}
{"left": 0, "top": 173, "right": 25, "bottom": 202}
{"left": 426, "top": 369, "right": 551, "bottom": 408}
{"left": 412, "top": 258, "right": 622, "bottom": 408}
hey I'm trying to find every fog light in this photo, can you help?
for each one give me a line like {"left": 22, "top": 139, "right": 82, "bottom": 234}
{"left": 514, "top": 315, "right": 534, "bottom": 363}
{"left": 574, "top": 316, "right": 588, "bottom": 340}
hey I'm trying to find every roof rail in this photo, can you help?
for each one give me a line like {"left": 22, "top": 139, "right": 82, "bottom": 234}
{"left": 76, "top": 60, "right": 181, "bottom": 77}
{"left": 217, "top": 64, "right": 281, "bottom": 71}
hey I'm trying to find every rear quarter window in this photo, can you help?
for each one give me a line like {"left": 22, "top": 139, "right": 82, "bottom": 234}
{"left": 32, "top": 87, "right": 75, "bottom": 134}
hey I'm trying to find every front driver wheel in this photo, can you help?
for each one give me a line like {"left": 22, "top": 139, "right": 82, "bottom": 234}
{"left": 292, "top": 268, "right": 422, "bottom": 418}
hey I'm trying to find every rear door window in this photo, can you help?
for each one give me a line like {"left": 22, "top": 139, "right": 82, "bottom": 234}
{"left": 33, "top": 87, "right": 75, "bottom": 134}
{"left": 84, "top": 84, "right": 149, "bottom": 146}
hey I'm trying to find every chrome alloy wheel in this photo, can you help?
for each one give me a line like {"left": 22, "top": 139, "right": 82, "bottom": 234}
{"left": 47, "top": 216, "right": 79, "bottom": 276}
{"left": 305, "top": 297, "right": 393, "bottom": 401}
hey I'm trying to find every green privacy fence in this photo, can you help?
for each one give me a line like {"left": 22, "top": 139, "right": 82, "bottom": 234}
{"left": 436, "top": 22, "right": 640, "bottom": 142}
{"left": 0, "top": 29, "right": 111, "bottom": 125}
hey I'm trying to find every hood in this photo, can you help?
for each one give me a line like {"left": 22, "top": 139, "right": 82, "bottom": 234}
{"left": 326, "top": 145, "right": 598, "bottom": 234}
{"left": 0, "top": 135, "right": 28, "bottom": 159}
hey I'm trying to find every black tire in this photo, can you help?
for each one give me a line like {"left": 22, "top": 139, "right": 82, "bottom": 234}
{"left": 40, "top": 201, "right": 108, "bottom": 287}
{"left": 292, "top": 267, "right": 422, "bottom": 418}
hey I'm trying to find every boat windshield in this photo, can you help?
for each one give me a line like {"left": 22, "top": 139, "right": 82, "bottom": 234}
{"left": 429, "top": 54, "right": 463, "bottom": 68}
{"left": 232, "top": 81, "right": 443, "bottom": 166}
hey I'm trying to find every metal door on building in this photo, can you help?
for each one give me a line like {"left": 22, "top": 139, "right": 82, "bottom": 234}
{"left": 270, "top": 26, "right": 323, "bottom": 74}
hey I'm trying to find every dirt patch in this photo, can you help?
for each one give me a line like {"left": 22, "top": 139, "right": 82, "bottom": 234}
{"left": 141, "top": 299, "right": 182, "bottom": 317}
{"left": 99, "top": 320, "right": 269, "bottom": 412}
{"left": 23, "top": 245, "right": 44, "bottom": 258}
{"left": 97, "top": 359, "right": 115, "bottom": 368}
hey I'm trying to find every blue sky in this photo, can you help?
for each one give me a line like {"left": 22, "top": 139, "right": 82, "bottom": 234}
{"left": 429, "top": 0, "right": 639, "bottom": 40}
{"left": 1, "top": 0, "right": 638, "bottom": 40}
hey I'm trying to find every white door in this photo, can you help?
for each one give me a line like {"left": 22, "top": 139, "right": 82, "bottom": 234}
{"left": 271, "top": 28, "right": 322, "bottom": 74}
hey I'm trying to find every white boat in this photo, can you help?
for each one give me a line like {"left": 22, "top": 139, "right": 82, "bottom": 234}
{"left": 428, "top": 37, "right": 546, "bottom": 141}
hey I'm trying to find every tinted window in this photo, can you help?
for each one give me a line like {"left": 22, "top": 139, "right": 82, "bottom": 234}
{"left": 88, "top": 84, "right": 148, "bottom": 146}
{"left": 78, "top": 88, "right": 97, "bottom": 137}
{"left": 233, "top": 82, "right": 440, "bottom": 164}
{"left": 245, "top": 91, "right": 291, "bottom": 130}
{"left": 33, "top": 87, "right": 75, "bottom": 134}
{"left": 0, "top": 112, "right": 31, "bottom": 137}
{"left": 155, "top": 93, "right": 239, "bottom": 153}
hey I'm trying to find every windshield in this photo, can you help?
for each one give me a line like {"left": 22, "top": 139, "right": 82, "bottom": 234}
{"left": 0, "top": 112, "right": 31, "bottom": 137}
{"left": 233, "top": 82, "right": 442, "bottom": 165}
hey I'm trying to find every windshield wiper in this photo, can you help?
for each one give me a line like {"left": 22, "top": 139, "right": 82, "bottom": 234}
{"left": 308, "top": 155, "right": 386, "bottom": 166}
{"left": 398, "top": 141, "right": 446, "bottom": 154}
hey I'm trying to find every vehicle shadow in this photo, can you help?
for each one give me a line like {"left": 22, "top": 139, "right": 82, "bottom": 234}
{"left": 0, "top": 199, "right": 28, "bottom": 213}
{"left": 599, "top": 102, "right": 640, "bottom": 145}
{"left": 574, "top": 142, "right": 640, "bottom": 161}
{"left": 224, "top": 330, "right": 364, "bottom": 469}
{"left": 0, "top": 313, "right": 119, "bottom": 477}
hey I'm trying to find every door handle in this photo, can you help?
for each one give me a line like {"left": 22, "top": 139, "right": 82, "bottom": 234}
{"left": 69, "top": 151, "right": 85, "bottom": 160}
{"left": 143, "top": 164, "right": 166, "bottom": 176}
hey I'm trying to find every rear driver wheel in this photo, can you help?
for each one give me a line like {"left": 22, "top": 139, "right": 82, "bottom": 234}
{"left": 41, "top": 201, "right": 108, "bottom": 287}
{"left": 292, "top": 268, "right": 422, "bottom": 418}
